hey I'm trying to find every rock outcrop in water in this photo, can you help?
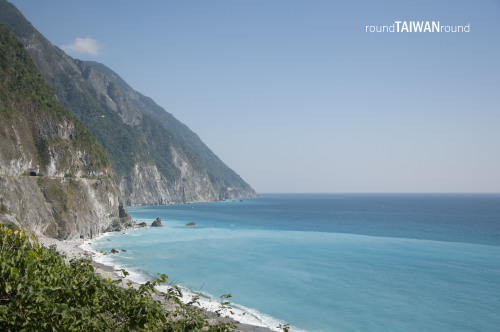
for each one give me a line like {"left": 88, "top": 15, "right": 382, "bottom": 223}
{"left": 151, "top": 217, "right": 162, "bottom": 227}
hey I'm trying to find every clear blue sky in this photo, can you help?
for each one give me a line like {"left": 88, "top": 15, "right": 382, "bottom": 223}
{"left": 9, "top": 0, "right": 500, "bottom": 193}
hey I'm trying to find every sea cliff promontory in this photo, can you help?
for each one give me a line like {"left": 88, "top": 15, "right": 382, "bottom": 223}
{"left": 0, "top": 0, "right": 256, "bottom": 239}
{"left": 0, "top": 0, "right": 256, "bottom": 207}
{"left": 0, "top": 23, "right": 129, "bottom": 239}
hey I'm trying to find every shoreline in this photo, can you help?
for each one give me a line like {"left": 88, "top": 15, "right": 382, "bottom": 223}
{"left": 37, "top": 234, "right": 274, "bottom": 332}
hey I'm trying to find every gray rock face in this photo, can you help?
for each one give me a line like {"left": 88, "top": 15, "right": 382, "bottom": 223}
{"left": 0, "top": 176, "right": 120, "bottom": 240}
{"left": 118, "top": 148, "right": 256, "bottom": 206}
{"left": 119, "top": 161, "right": 217, "bottom": 206}
{"left": 0, "top": 110, "right": 125, "bottom": 240}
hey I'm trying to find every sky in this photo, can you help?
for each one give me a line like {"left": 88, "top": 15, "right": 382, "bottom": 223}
{"left": 9, "top": 0, "right": 500, "bottom": 193}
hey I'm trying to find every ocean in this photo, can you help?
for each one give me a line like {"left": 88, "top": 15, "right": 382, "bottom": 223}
{"left": 87, "top": 194, "right": 500, "bottom": 331}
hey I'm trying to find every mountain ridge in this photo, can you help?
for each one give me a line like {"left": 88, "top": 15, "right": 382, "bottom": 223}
{"left": 0, "top": 22, "right": 131, "bottom": 239}
{"left": 0, "top": 0, "right": 256, "bottom": 205}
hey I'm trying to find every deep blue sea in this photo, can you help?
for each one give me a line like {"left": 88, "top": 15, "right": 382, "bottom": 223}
{"left": 88, "top": 194, "right": 500, "bottom": 331}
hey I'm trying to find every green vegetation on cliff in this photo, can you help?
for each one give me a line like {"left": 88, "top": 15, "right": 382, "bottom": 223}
{"left": 0, "top": 0, "right": 255, "bottom": 201}
{"left": 0, "top": 226, "right": 236, "bottom": 331}
{"left": 0, "top": 0, "right": 196, "bottom": 180}
{"left": 0, "top": 23, "right": 110, "bottom": 171}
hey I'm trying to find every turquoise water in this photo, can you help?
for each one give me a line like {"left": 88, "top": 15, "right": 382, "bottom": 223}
{"left": 89, "top": 194, "right": 500, "bottom": 331}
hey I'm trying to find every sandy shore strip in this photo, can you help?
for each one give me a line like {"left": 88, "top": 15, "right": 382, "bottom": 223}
{"left": 37, "top": 235, "right": 274, "bottom": 332}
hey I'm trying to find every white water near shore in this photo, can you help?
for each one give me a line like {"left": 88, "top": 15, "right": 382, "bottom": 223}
{"left": 36, "top": 231, "right": 277, "bottom": 331}
{"left": 83, "top": 230, "right": 292, "bottom": 331}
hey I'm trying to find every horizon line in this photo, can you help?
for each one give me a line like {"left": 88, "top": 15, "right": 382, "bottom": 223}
{"left": 256, "top": 192, "right": 500, "bottom": 195}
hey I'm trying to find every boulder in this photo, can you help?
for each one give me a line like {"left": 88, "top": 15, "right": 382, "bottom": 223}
{"left": 138, "top": 222, "right": 147, "bottom": 227}
{"left": 151, "top": 217, "right": 162, "bottom": 227}
{"left": 111, "top": 248, "right": 120, "bottom": 254}
{"left": 186, "top": 222, "right": 196, "bottom": 226}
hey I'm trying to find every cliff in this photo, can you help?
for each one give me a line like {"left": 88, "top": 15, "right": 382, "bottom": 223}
{"left": 0, "top": 0, "right": 256, "bottom": 206}
{"left": 0, "top": 23, "right": 130, "bottom": 239}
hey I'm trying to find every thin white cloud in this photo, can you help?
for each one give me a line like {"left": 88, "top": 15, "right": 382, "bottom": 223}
{"left": 61, "top": 37, "right": 102, "bottom": 56}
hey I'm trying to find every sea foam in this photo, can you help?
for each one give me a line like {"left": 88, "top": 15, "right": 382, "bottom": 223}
{"left": 84, "top": 222, "right": 298, "bottom": 331}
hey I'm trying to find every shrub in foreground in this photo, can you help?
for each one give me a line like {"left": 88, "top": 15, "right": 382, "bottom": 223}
{"left": 0, "top": 225, "right": 235, "bottom": 331}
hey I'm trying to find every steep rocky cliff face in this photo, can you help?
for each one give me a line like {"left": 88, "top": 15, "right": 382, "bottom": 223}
{"left": 0, "top": 0, "right": 256, "bottom": 206}
{"left": 119, "top": 156, "right": 220, "bottom": 206}
{"left": 0, "top": 23, "right": 130, "bottom": 239}
{"left": 0, "top": 176, "right": 124, "bottom": 240}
